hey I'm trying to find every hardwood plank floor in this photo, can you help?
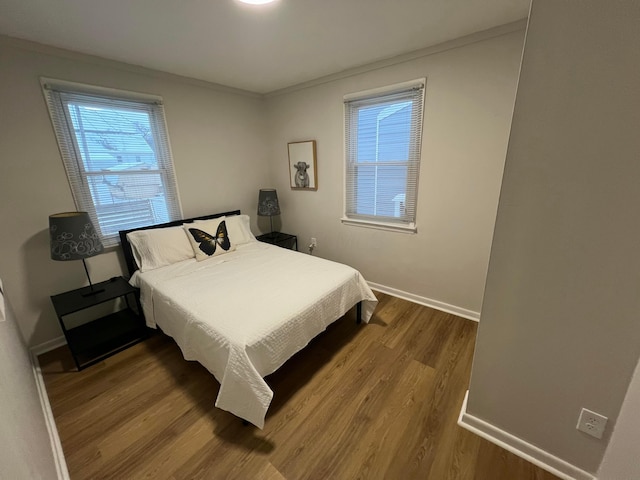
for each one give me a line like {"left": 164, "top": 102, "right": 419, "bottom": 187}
{"left": 39, "top": 292, "right": 560, "bottom": 480}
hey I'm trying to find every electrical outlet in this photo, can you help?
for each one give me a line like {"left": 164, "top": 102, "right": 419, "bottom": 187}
{"left": 310, "top": 237, "right": 317, "bottom": 247}
{"left": 577, "top": 408, "right": 608, "bottom": 439}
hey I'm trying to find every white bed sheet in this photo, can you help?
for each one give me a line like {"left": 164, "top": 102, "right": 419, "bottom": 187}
{"left": 130, "top": 241, "right": 377, "bottom": 428}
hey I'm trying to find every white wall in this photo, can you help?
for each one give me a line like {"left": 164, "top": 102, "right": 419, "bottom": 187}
{"left": 264, "top": 27, "right": 525, "bottom": 317}
{"left": 0, "top": 36, "right": 270, "bottom": 347}
{"left": 467, "top": 0, "right": 640, "bottom": 474}
{"left": 0, "top": 281, "right": 59, "bottom": 479}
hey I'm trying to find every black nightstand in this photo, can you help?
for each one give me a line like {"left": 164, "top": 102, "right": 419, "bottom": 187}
{"left": 50, "top": 276, "right": 149, "bottom": 371}
{"left": 256, "top": 232, "right": 298, "bottom": 251}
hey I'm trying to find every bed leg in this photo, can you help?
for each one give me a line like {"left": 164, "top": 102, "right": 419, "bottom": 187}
{"left": 356, "top": 301, "right": 362, "bottom": 324}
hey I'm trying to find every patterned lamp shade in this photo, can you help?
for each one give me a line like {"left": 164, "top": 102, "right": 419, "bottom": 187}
{"left": 257, "top": 189, "right": 281, "bottom": 216}
{"left": 49, "top": 212, "right": 104, "bottom": 261}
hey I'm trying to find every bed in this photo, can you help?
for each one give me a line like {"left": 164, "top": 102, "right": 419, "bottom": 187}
{"left": 119, "top": 210, "right": 377, "bottom": 428}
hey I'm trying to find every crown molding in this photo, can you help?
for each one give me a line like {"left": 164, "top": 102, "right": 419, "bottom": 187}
{"left": 0, "top": 34, "right": 262, "bottom": 99}
{"left": 265, "top": 18, "right": 528, "bottom": 98}
{"left": 1, "top": 17, "right": 527, "bottom": 100}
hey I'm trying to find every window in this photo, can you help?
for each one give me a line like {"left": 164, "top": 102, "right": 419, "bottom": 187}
{"left": 42, "top": 79, "right": 181, "bottom": 247}
{"left": 343, "top": 79, "right": 425, "bottom": 232}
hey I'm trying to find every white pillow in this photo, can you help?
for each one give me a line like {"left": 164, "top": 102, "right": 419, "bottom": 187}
{"left": 195, "top": 214, "right": 256, "bottom": 245}
{"left": 184, "top": 217, "right": 236, "bottom": 261}
{"left": 127, "top": 226, "right": 194, "bottom": 272}
{"left": 233, "top": 214, "right": 257, "bottom": 243}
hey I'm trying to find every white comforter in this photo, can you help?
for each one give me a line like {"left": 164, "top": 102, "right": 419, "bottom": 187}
{"left": 131, "top": 241, "right": 377, "bottom": 428}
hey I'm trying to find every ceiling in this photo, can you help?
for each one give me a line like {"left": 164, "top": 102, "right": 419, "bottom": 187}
{"left": 0, "top": 0, "right": 530, "bottom": 94}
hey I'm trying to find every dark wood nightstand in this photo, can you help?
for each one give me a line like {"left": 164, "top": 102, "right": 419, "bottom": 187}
{"left": 256, "top": 232, "right": 298, "bottom": 251}
{"left": 50, "top": 276, "right": 149, "bottom": 370}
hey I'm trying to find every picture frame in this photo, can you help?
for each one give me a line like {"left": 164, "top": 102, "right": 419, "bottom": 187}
{"left": 288, "top": 140, "right": 317, "bottom": 190}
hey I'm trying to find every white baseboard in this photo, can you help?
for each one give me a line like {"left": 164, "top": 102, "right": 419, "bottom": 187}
{"left": 458, "top": 391, "right": 594, "bottom": 480}
{"left": 367, "top": 281, "right": 480, "bottom": 322}
{"left": 30, "top": 348, "right": 69, "bottom": 480}
{"left": 30, "top": 335, "right": 67, "bottom": 356}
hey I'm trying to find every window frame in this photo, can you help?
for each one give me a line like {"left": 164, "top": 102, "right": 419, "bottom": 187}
{"left": 342, "top": 78, "right": 425, "bottom": 233}
{"left": 41, "top": 78, "right": 182, "bottom": 247}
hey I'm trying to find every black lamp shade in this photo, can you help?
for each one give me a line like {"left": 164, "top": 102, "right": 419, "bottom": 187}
{"left": 49, "top": 212, "right": 104, "bottom": 261}
{"left": 257, "top": 189, "right": 281, "bottom": 217}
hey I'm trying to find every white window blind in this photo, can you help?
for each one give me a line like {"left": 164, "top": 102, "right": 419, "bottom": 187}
{"left": 43, "top": 80, "right": 182, "bottom": 247}
{"left": 344, "top": 80, "right": 425, "bottom": 231}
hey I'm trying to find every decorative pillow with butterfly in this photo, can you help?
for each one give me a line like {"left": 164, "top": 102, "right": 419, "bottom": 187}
{"left": 195, "top": 214, "right": 255, "bottom": 246}
{"left": 184, "top": 217, "right": 236, "bottom": 261}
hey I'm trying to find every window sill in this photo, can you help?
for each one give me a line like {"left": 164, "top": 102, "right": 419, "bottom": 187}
{"left": 340, "top": 217, "right": 417, "bottom": 234}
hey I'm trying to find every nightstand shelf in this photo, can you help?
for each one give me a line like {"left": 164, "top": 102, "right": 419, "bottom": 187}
{"left": 65, "top": 310, "right": 144, "bottom": 365}
{"left": 50, "top": 276, "right": 148, "bottom": 370}
{"left": 256, "top": 232, "right": 297, "bottom": 251}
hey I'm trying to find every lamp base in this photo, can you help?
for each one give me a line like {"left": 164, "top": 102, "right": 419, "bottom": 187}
{"left": 80, "top": 258, "right": 104, "bottom": 297}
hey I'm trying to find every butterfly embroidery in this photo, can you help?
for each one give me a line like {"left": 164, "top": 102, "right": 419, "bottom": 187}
{"left": 188, "top": 221, "right": 231, "bottom": 256}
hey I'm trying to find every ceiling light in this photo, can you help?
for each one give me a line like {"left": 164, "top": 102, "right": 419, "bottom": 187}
{"left": 237, "top": 0, "right": 277, "bottom": 4}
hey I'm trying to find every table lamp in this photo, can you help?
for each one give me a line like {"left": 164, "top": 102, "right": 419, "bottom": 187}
{"left": 49, "top": 212, "right": 105, "bottom": 296}
{"left": 257, "top": 189, "right": 280, "bottom": 237}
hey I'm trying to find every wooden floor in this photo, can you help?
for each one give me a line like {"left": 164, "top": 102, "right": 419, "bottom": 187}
{"left": 40, "top": 292, "right": 559, "bottom": 480}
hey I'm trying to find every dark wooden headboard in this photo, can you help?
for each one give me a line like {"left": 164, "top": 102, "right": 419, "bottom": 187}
{"left": 119, "top": 210, "right": 241, "bottom": 278}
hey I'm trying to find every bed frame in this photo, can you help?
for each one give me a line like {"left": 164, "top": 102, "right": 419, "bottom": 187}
{"left": 119, "top": 210, "right": 369, "bottom": 426}
{"left": 118, "top": 209, "right": 362, "bottom": 323}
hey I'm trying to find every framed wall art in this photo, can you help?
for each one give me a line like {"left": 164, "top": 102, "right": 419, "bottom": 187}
{"left": 288, "top": 140, "right": 317, "bottom": 190}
